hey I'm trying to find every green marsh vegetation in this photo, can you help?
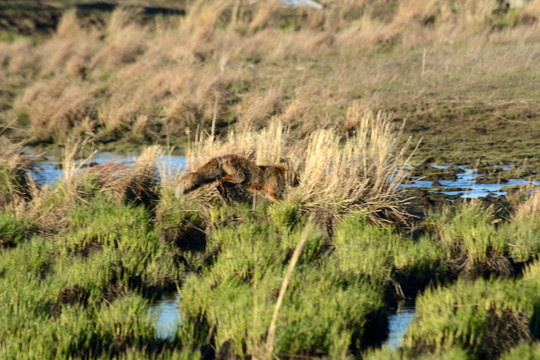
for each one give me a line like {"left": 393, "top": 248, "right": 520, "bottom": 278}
{"left": 0, "top": 112, "right": 539, "bottom": 358}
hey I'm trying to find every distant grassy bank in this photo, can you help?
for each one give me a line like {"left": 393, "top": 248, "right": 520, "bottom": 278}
{"left": 0, "top": 0, "right": 539, "bottom": 168}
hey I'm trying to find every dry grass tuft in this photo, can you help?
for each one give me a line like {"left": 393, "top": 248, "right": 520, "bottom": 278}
{"left": 293, "top": 108, "right": 411, "bottom": 225}
{"left": 15, "top": 79, "right": 91, "bottom": 143}
{"left": 61, "top": 138, "right": 97, "bottom": 202}
{"left": 90, "top": 146, "right": 162, "bottom": 209}
{"left": 91, "top": 31, "right": 146, "bottom": 69}
{"left": 56, "top": 9, "right": 83, "bottom": 39}
{"left": 181, "top": 108, "right": 411, "bottom": 225}
{"left": 0, "top": 140, "right": 39, "bottom": 207}
{"left": 513, "top": 189, "right": 539, "bottom": 220}
{"left": 237, "top": 87, "right": 283, "bottom": 130}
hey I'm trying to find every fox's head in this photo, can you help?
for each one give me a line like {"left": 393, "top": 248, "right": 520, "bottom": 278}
{"left": 280, "top": 158, "right": 300, "bottom": 188}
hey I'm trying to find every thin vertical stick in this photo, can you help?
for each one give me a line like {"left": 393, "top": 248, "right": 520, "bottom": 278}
{"left": 231, "top": 0, "right": 240, "bottom": 27}
{"left": 211, "top": 94, "right": 219, "bottom": 139}
{"left": 421, "top": 48, "right": 427, "bottom": 78}
{"left": 265, "top": 217, "right": 314, "bottom": 359}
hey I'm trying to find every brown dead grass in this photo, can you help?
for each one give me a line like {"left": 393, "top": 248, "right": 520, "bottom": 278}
{"left": 0, "top": 0, "right": 538, "bottom": 164}
{"left": 513, "top": 189, "right": 540, "bottom": 220}
{"left": 14, "top": 78, "right": 92, "bottom": 143}
{"left": 180, "top": 108, "right": 411, "bottom": 225}
{"left": 0, "top": 140, "right": 39, "bottom": 207}
{"left": 89, "top": 146, "right": 162, "bottom": 208}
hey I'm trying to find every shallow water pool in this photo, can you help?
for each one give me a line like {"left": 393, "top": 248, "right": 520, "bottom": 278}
{"left": 149, "top": 293, "right": 182, "bottom": 340}
{"left": 385, "top": 307, "right": 416, "bottom": 349}
{"left": 399, "top": 166, "right": 538, "bottom": 198}
{"left": 36, "top": 153, "right": 187, "bottom": 185}
{"left": 36, "top": 154, "right": 537, "bottom": 199}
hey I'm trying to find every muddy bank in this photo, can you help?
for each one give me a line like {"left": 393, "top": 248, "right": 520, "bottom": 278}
{"left": 0, "top": 1, "right": 185, "bottom": 36}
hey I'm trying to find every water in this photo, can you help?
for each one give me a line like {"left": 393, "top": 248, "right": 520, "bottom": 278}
{"left": 148, "top": 294, "right": 418, "bottom": 345}
{"left": 147, "top": 292, "right": 418, "bottom": 345}
{"left": 385, "top": 307, "right": 416, "bottom": 349}
{"left": 34, "top": 152, "right": 537, "bottom": 199}
{"left": 36, "top": 153, "right": 186, "bottom": 185}
{"left": 149, "top": 293, "right": 182, "bottom": 340}
{"left": 399, "top": 166, "right": 539, "bottom": 198}
{"left": 278, "top": 0, "right": 323, "bottom": 9}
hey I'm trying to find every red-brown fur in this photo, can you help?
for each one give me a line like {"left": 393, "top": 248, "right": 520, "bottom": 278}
{"left": 175, "top": 154, "right": 299, "bottom": 201}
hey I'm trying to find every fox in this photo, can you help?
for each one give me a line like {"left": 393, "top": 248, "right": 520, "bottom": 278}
{"left": 175, "top": 154, "right": 299, "bottom": 201}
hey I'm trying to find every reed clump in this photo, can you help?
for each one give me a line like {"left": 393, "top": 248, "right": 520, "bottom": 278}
{"left": 180, "top": 109, "right": 411, "bottom": 226}
{"left": 13, "top": 78, "right": 92, "bottom": 144}
{"left": 154, "top": 186, "right": 208, "bottom": 258}
{"left": 0, "top": 211, "right": 34, "bottom": 248}
{"left": 0, "top": 142, "right": 39, "bottom": 207}
{"left": 90, "top": 146, "right": 162, "bottom": 209}
{"left": 334, "top": 211, "right": 445, "bottom": 301}
{"left": 179, "top": 201, "right": 388, "bottom": 358}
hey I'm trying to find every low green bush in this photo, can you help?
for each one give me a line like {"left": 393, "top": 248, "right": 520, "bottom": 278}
{"left": 0, "top": 212, "right": 34, "bottom": 247}
{"left": 334, "top": 212, "right": 446, "bottom": 296}
{"left": 402, "top": 273, "right": 538, "bottom": 359}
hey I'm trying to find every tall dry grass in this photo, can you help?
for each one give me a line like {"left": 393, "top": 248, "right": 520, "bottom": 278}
{"left": 91, "top": 146, "right": 162, "bottom": 208}
{"left": 179, "top": 105, "right": 411, "bottom": 224}
{"left": 13, "top": 78, "right": 92, "bottom": 143}
{"left": 1, "top": 0, "right": 539, "bottom": 167}
{"left": 512, "top": 188, "right": 539, "bottom": 221}
{"left": 296, "top": 109, "right": 411, "bottom": 224}
{"left": 0, "top": 140, "right": 39, "bottom": 208}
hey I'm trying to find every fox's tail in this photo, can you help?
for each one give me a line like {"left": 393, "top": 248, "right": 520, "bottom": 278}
{"left": 175, "top": 158, "right": 224, "bottom": 198}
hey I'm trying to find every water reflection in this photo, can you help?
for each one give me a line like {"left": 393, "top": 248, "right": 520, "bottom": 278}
{"left": 149, "top": 293, "right": 182, "bottom": 340}
{"left": 400, "top": 166, "right": 538, "bottom": 198}
{"left": 36, "top": 153, "right": 186, "bottom": 185}
{"left": 385, "top": 307, "right": 416, "bottom": 349}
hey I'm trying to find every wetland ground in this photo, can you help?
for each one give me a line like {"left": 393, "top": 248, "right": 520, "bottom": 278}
{"left": 0, "top": 1, "right": 539, "bottom": 359}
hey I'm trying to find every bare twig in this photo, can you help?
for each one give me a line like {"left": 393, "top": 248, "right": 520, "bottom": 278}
{"left": 264, "top": 216, "right": 315, "bottom": 359}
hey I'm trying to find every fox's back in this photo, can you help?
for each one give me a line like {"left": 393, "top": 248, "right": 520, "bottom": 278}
{"left": 176, "top": 154, "right": 298, "bottom": 200}
{"left": 220, "top": 154, "right": 264, "bottom": 179}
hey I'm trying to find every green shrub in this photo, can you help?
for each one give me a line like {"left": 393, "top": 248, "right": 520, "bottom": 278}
{"left": 180, "top": 207, "right": 387, "bottom": 358}
{"left": 0, "top": 212, "right": 33, "bottom": 247}
{"left": 499, "top": 342, "right": 540, "bottom": 360}
{"left": 334, "top": 212, "right": 445, "bottom": 292}
{"left": 402, "top": 276, "right": 537, "bottom": 359}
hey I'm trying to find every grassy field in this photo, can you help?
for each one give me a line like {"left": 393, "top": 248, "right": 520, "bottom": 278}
{"left": 0, "top": 1, "right": 539, "bottom": 359}
{"left": 0, "top": 0, "right": 539, "bottom": 169}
